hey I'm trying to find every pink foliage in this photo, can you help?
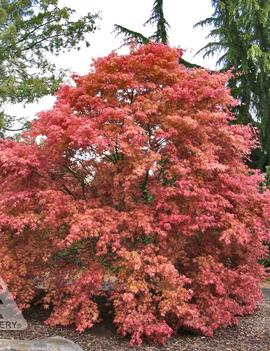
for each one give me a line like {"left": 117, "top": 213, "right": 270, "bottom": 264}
{"left": 0, "top": 44, "right": 269, "bottom": 345}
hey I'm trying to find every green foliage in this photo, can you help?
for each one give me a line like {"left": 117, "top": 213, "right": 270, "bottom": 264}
{"left": 114, "top": 0, "right": 169, "bottom": 45}
{"left": 114, "top": 0, "right": 201, "bottom": 69}
{"left": 260, "top": 251, "right": 270, "bottom": 267}
{"left": 145, "top": 0, "right": 169, "bottom": 44}
{"left": 0, "top": 0, "right": 98, "bottom": 132}
{"left": 196, "top": 0, "right": 270, "bottom": 169}
{"left": 113, "top": 25, "right": 149, "bottom": 45}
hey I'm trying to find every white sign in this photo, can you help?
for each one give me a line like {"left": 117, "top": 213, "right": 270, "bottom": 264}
{"left": 0, "top": 277, "right": 27, "bottom": 330}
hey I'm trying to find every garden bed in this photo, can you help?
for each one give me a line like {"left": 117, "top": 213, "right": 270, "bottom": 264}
{"left": 0, "top": 288, "right": 269, "bottom": 351}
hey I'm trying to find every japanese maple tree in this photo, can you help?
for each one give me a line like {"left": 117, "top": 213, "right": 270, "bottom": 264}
{"left": 0, "top": 44, "right": 269, "bottom": 345}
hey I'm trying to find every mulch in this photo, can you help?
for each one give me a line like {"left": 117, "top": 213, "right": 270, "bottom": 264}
{"left": 0, "top": 287, "right": 269, "bottom": 351}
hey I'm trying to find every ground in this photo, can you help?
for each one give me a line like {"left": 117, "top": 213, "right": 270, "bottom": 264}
{"left": 0, "top": 286, "right": 269, "bottom": 351}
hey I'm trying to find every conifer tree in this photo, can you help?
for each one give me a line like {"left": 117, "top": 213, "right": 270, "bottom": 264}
{"left": 197, "top": 0, "right": 270, "bottom": 169}
{"left": 114, "top": 0, "right": 200, "bottom": 68}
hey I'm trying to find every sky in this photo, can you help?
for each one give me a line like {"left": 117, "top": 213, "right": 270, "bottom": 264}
{"left": 7, "top": 0, "right": 217, "bottom": 122}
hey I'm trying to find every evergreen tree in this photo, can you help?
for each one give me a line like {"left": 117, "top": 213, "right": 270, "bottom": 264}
{"left": 197, "top": 0, "right": 270, "bottom": 169}
{"left": 114, "top": 0, "right": 169, "bottom": 45}
{"left": 114, "top": 0, "right": 201, "bottom": 68}
{"left": 145, "top": 0, "right": 169, "bottom": 44}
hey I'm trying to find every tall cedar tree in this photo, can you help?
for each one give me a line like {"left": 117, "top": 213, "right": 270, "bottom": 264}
{"left": 114, "top": 0, "right": 201, "bottom": 68}
{"left": 0, "top": 44, "right": 269, "bottom": 345}
{"left": 196, "top": 0, "right": 270, "bottom": 169}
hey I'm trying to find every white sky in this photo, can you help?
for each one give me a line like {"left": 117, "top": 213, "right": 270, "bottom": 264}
{"left": 7, "top": 0, "right": 217, "bottom": 122}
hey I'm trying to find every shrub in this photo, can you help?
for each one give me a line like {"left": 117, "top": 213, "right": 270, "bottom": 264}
{"left": 0, "top": 44, "right": 269, "bottom": 345}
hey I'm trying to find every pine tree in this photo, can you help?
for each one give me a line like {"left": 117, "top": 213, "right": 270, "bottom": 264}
{"left": 145, "top": 0, "right": 169, "bottom": 44}
{"left": 114, "top": 0, "right": 201, "bottom": 68}
{"left": 196, "top": 0, "right": 270, "bottom": 169}
{"left": 114, "top": 0, "right": 169, "bottom": 45}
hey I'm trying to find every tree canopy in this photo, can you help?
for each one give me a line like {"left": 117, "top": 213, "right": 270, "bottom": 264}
{"left": 0, "top": 0, "right": 98, "bottom": 132}
{"left": 0, "top": 44, "right": 269, "bottom": 345}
